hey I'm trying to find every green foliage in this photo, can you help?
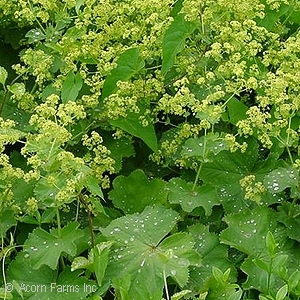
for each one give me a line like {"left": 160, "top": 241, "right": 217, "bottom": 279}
{"left": 109, "top": 106, "right": 158, "bottom": 151}
{"left": 24, "top": 222, "right": 84, "bottom": 270}
{"left": 220, "top": 207, "right": 277, "bottom": 255}
{"left": 0, "top": 210, "right": 16, "bottom": 239}
{"left": 101, "top": 48, "right": 144, "bottom": 100}
{"left": 61, "top": 72, "right": 83, "bottom": 103}
{"left": 162, "top": 14, "right": 197, "bottom": 75}
{"left": 167, "top": 178, "right": 219, "bottom": 215}
{"left": 0, "top": 66, "right": 8, "bottom": 86}
{"left": 100, "top": 206, "right": 200, "bottom": 299}
{"left": 109, "top": 169, "right": 167, "bottom": 214}
{"left": 1, "top": 0, "right": 300, "bottom": 299}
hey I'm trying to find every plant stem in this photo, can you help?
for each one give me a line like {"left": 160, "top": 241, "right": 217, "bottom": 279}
{"left": 192, "top": 128, "right": 207, "bottom": 192}
{"left": 79, "top": 193, "right": 95, "bottom": 247}
{"left": 267, "top": 257, "right": 273, "bottom": 294}
{"left": 192, "top": 161, "right": 203, "bottom": 192}
{"left": 286, "top": 117, "right": 294, "bottom": 165}
{"left": 0, "top": 90, "right": 9, "bottom": 116}
{"left": 56, "top": 207, "right": 61, "bottom": 238}
{"left": 163, "top": 268, "right": 170, "bottom": 300}
{"left": 2, "top": 245, "right": 24, "bottom": 300}
{"left": 286, "top": 146, "right": 294, "bottom": 165}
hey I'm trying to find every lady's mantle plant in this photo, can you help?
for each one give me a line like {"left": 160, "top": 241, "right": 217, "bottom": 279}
{"left": 1, "top": 0, "right": 300, "bottom": 299}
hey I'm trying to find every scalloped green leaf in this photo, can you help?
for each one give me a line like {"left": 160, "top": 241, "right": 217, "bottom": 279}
{"left": 167, "top": 178, "right": 219, "bottom": 215}
{"left": 101, "top": 206, "right": 199, "bottom": 299}
{"left": 102, "top": 205, "right": 179, "bottom": 247}
{"left": 188, "top": 224, "right": 234, "bottom": 291}
{"left": 7, "top": 253, "right": 93, "bottom": 300}
{"left": 181, "top": 133, "right": 228, "bottom": 161}
{"left": 0, "top": 127, "right": 26, "bottom": 141}
{"left": 108, "top": 169, "right": 167, "bottom": 214}
{"left": 200, "top": 138, "right": 283, "bottom": 213}
{"left": 7, "top": 252, "right": 56, "bottom": 298}
{"left": 25, "top": 28, "right": 46, "bottom": 43}
{"left": 277, "top": 202, "right": 300, "bottom": 242}
{"left": 24, "top": 222, "right": 84, "bottom": 269}
{"left": 220, "top": 207, "right": 277, "bottom": 255}
{"left": 201, "top": 138, "right": 259, "bottom": 186}
{"left": 263, "top": 166, "right": 299, "bottom": 194}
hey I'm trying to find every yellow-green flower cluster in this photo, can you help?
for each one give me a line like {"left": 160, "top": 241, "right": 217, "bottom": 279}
{"left": 224, "top": 134, "right": 248, "bottom": 153}
{"left": 57, "top": 102, "right": 86, "bottom": 125}
{"left": 266, "top": 0, "right": 290, "bottom": 10}
{"left": 82, "top": 131, "right": 115, "bottom": 188}
{"left": 204, "top": 0, "right": 265, "bottom": 23}
{"left": 21, "top": 95, "right": 87, "bottom": 177}
{"left": 102, "top": 90, "right": 139, "bottom": 120}
{"left": 0, "top": 118, "right": 24, "bottom": 153}
{"left": 234, "top": 30, "right": 300, "bottom": 151}
{"left": 26, "top": 197, "right": 38, "bottom": 214}
{"left": 151, "top": 123, "right": 203, "bottom": 166}
{"left": 56, "top": 151, "right": 85, "bottom": 176}
{"left": 18, "top": 49, "right": 54, "bottom": 84}
{"left": 240, "top": 174, "right": 266, "bottom": 204}
{"left": 237, "top": 106, "right": 271, "bottom": 137}
{"left": 55, "top": 178, "right": 76, "bottom": 203}
{"left": 156, "top": 77, "right": 202, "bottom": 118}
{"left": 0, "top": 153, "right": 24, "bottom": 181}
{"left": 0, "top": 153, "right": 24, "bottom": 212}
{"left": 30, "top": 94, "right": 86, "bottom": 129}
{"left": 1, "top": 0, "right": 299, "bottom": 202}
